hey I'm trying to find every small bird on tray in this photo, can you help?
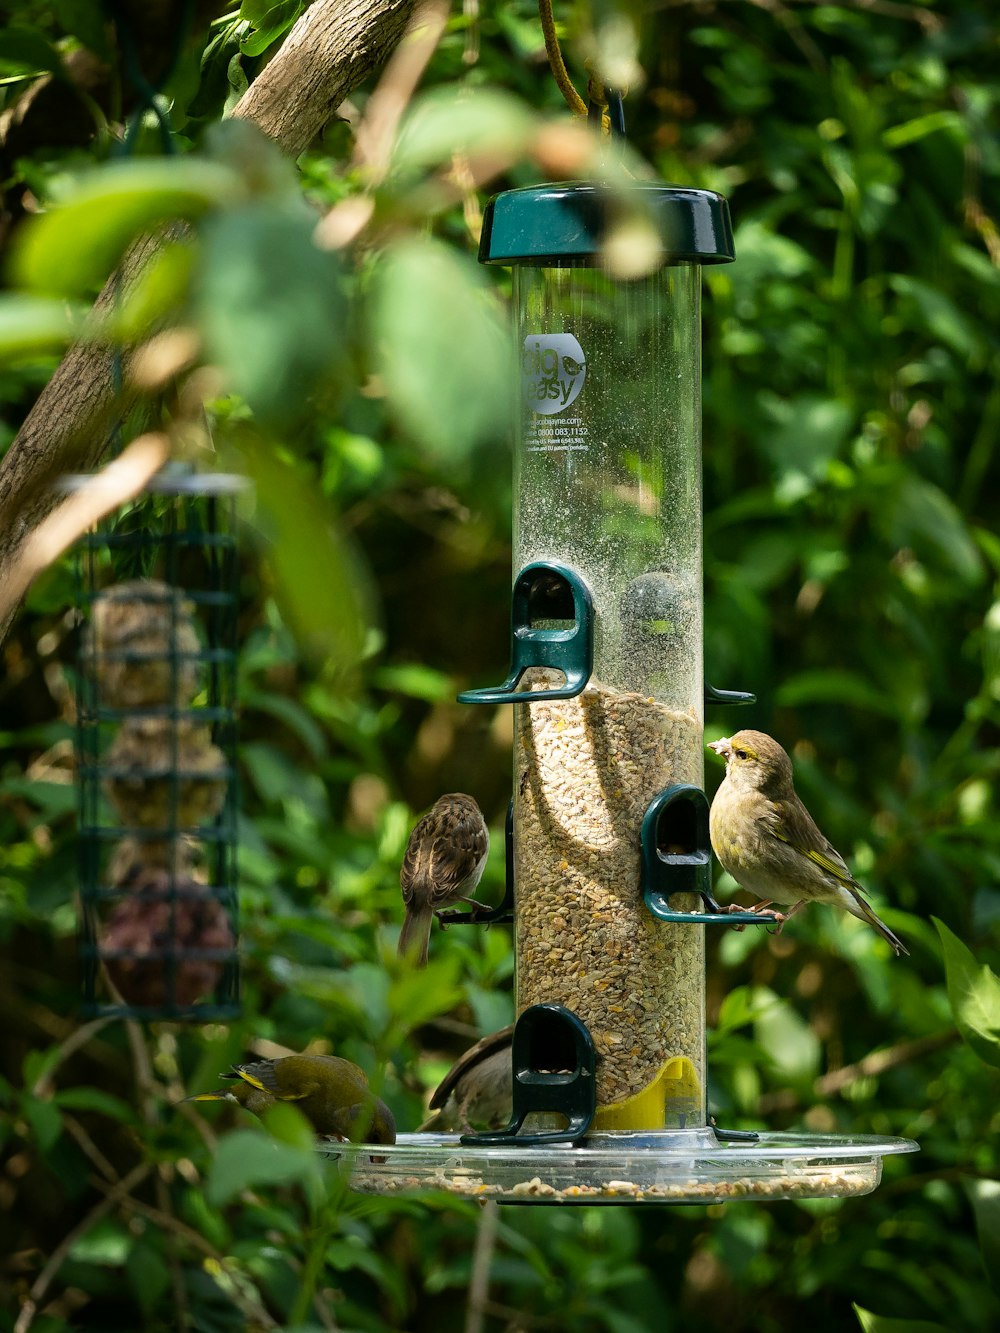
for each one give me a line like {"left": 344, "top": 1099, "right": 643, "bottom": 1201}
{"left": 188, "top": 1054, "right": 396, "bottom": 1144}
{"left": 419, "top": 1025, "right": 514, "bottom": 1133}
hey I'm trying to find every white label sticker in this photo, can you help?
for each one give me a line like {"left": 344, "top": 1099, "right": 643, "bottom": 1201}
{"left": 521, "top": 334, "right": 587, "bottom": 415}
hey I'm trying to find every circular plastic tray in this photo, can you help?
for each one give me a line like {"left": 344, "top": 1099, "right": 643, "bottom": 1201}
{"left": 321, "top": 1127, "right": 918, "bottom": 1205}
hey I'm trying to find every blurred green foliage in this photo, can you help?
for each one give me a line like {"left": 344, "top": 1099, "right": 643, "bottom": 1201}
{"left": 0, "top": 0, "right": 998, "bottom": 1330}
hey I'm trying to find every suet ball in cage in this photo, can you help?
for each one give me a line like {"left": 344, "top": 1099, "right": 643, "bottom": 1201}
{"left": 82, "top": 578, "right": 202, "bottom": 708}
{"left": 102, "top": 716, "right": 227, "bottom": 830}
{"left": 75, "top": 468, "right": 243, "bottom": 1020}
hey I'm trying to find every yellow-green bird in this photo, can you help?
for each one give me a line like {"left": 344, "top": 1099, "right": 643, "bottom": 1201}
{"left": 708, "top": 730, "right": 908, "bottom": 956}
{"left": 188, "top": 1054, "right": 396, "bottom": 1144}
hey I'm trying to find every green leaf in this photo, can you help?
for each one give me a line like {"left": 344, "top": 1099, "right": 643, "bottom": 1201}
{"left": 854, "top": 1305, "right": 949, "bottom": 1333}
{"left": 883, "top": 110, "right": 964, "bottom": 148}
{"left": 965, "top": 1178, "right": 1000, "bottom": 1290}
{"left": 196, "top": 202, "right": 347, "bottom": 424}
{"left": 387, "top": 956, "right": 464, "bottom": 1033}
{"left": 775, "top": 669, "right": 903, "bottom": 718}
{"left": 0, "top": 27, "right": 65, "bottom": 80}
{"left": 393, "top": 87, "right": 535, "bottom": 176}
{"left": 126, "top": 1239, "right": 172, "bottom": 1316}
{"left": 369, "top": 236, "right": 513, "bottom": 458}
{"left": 240, "top": 689, "right": 329, "bottom": 761}
{"left": 372, "top": 663, "right": 454, "bottom": 703}
{"left": 880, "top": 474, "right": 983, "bottom": 585}
{"left": 0, "top": 295, "right": 83, "bottom": 364}
{"left": 753, "top": 987, "right": 820, "bottom": 1081}
{"left": 20, "top": 1095, "right": 63, "bottom": 1154}
{"left": 889, "top": 274, "right": 987, "bottom": 365}
{"left": 52, "top": 0, "right": 112, "bottom": 57}
{"left": 54, "top": 1087, "right": 137, "bottom": 1123}
{"left": 240, "top": 1, "right": 305, "bottom": 56}
{"left": 102, "top": 240, "right": 195, "bottom": 341}
{"left": 11, "top": 159, "right": 243, "bottom": 296}
{"left": 206, "top": 1127, "right": 320, "bottom": 1207}
{"left": 69, "top": 1219, "right": 131, "bottom": 1266}
{"left": 933, "top": 917, "right": 1000, "bottom": 1067}
{"left": 238, "top": 441, "right": 373, "bottom": 671}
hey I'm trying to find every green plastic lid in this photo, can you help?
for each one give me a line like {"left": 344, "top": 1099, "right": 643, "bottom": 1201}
{"left": 479, "top": 182, "right": 735, "bottom": 267}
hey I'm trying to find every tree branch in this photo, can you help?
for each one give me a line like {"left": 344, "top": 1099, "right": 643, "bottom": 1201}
{"left": 0, "top": 0, "right": 417, "bottom": 647}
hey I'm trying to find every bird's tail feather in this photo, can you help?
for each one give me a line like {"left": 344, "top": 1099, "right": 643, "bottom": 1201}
{"left": 398, "top": 904, "right": 433, "bottom": 966}
{"left": 846, "top": 891, "right": 909, "bottom": 957}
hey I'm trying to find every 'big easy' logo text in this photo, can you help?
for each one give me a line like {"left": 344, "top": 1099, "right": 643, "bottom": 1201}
{"left": 522, "top": 334, "right": 587, "bottom": 415}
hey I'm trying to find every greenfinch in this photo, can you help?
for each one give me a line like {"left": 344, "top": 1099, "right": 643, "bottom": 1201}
{"left": 419, "top": 1025, "right": 513, "bottom": 1133}
{"left": 398, "top": 793, "right": 489, "bottom": 966}
{"left": 189, "top": 1054, "right": 396, "bottom": 1144}
{"left": 708, "top": 730, "right": 908, "bottom": 956}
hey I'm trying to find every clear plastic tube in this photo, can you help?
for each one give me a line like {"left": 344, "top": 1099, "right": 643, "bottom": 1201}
{"left": 511, "top": 263, "right": 706, "bottom": 1129}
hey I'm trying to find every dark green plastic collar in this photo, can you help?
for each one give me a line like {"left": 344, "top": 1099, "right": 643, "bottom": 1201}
{"left": 479, "top": 182, "right": 735, "bottom": 267}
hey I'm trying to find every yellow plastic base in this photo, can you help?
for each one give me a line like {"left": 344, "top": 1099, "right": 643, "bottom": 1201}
{"left": 592, "top": 1056, "right": 701, "bottom": 1132}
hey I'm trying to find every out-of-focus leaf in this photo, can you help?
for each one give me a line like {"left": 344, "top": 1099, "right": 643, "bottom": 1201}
{"left": 369, "top": 236, "right": 513, "bottom": 458}
{"left": 20, "top": 1095, "right": 63, "bottom": 1154}
{"left": 240, "top": 690, "right": 329, "bottom": 761}
{"left": 965, "top": 1178, "right": 1000, "bottom": 1290}
{"left": 752, "top": 987, "right": 820, "bottom": 1081}
{"left": 100, "top": 241, "right": 195, "bottom": 341}
{"left": 715, "top": 985, "right": 777, "bottom": 1034}
{"left": 854, "top": 1306, "right": 949, "bottom": 1333}
{"left": 0, "top": 27, "right": 65, "bottom": 79}
{"left": 54, "top": 1088, "right": 137, "bottom": 1122}
{"left": 387, "top": 956, "right": 464, "bottom": 1033}
{"left": 52, "top": 0, "right": 113, "bottom": 57}
{"left": 197, "top": 202, "right": 346, "bottom": 424}
{"left": 879, "top": 474, "right": 983, "bottom": 585}
{"left": 261, "top": 1099, "right": 317, "bottom": 1151}
{"left": 889, "top": 275, "right": 987, "bottom": 365}
{"left": 11, "top": 159, "right": 243, "bottom": 296}
{"left": 393, "top": 87, "right": 535, "bottom": 175}
{"left": 758, "top": 392, "right": 853, "bottom": 478}
{"left": 206, "top": 1127, "right": 320, "bottom": 1206}
{"left": 126, "top": 1240, "right": 172, "bottom": 1316}
{"left": 934, "top": 917, "right": 1000, "bottom": 1067}
{"left": 69, "top": 1219, "right": 131, "bottom": 1266}
{"left": 372, "top": 663, "right": 454, "bottom": 702}
{"left": 239, "top": 441, "right": 373, "bottom": 672}
{"left": 775, "top": 670, "right": 903, "bottom": 718}
{"left": 883, "top": 111, "right": 964, "bottom": 148}
{"left": 0, "top": 295, "right": 83, "bottom": 363}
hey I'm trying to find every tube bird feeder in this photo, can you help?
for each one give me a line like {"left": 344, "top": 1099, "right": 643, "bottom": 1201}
{"left": 330, "top": 180, "right": 917, "bottom": 1202}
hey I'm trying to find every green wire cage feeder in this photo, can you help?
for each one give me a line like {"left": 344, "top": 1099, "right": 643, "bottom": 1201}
{"left": 74, "top": 467, "right": 245, "bottom": 1021}
{"left": 328, "top": 176, "right": 917, "bottom": 1203}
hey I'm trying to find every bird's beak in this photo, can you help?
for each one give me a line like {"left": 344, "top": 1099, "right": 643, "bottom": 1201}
{"left": 708, "top": 737, "right": 732, "bottom": 759}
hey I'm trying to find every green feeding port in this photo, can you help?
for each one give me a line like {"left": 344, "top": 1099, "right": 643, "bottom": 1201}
{"left": 458, "top": 561, "right": 594, "bottom": 704}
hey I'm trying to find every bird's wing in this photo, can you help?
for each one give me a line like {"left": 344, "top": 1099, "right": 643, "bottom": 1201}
{"left": 225, "top": 1061, "right": 309, "bottom": 1101}
{"left": 429, "top": 1025, "right": 514, "bottom": 1110}
{"left": 768, "top": 821, "right": 869, "bottom": 895}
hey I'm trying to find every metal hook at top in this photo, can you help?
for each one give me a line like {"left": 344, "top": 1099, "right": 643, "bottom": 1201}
{"left": 588, "top": 86, "right": 626, "bottom": 142}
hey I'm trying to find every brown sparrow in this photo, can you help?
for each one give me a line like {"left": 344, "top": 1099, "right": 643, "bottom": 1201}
{"left": 419, "top": 1025, "right": 513, "bottom": 1133}
{"left": 398, "top": 793, "right": 489, "bottom": 966}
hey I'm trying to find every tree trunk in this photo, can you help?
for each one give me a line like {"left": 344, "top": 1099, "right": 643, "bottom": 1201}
{"left": 0, "top": 0, "right": 416, "bottom": 643}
